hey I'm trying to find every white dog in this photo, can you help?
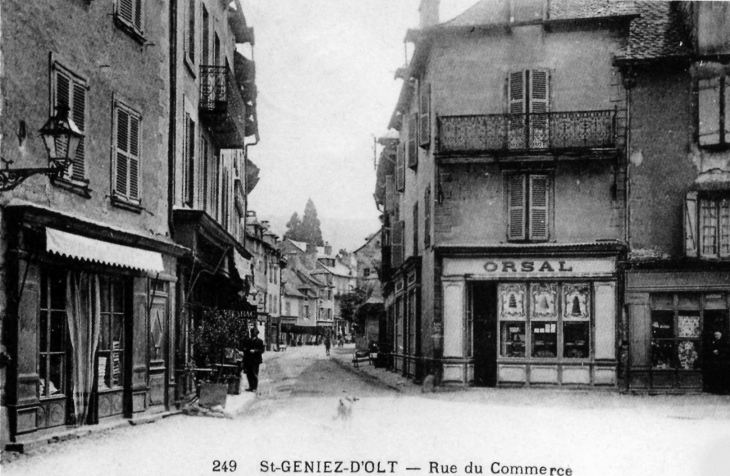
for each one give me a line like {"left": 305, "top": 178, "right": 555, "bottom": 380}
{"left": 334, "top": 396, "right": 359, "bottom": 424}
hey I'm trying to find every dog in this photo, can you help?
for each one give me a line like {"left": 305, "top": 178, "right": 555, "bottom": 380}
{"left": 334, "top": 396, "right": 359, "bottom": 425}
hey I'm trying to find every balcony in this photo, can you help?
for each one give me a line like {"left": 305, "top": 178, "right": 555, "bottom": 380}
{"left": 199, "top": 65, "right": 247, "bottom": 148}
{"left": 437, "top": 110, "right": 617, "bottom": 158}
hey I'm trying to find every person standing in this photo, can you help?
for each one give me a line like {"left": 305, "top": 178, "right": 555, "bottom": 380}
{"left": 706, "top": 330, "right": 730, "bottom": 394}
{"left": 324, "top": 335, "right": 331, "bottom": 356}
{"left": 244, "top": 329, "right": 265, "bottom": 392}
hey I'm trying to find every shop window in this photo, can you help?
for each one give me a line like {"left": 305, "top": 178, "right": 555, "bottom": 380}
{"left": 39, "top": 270, "right": 68, "bottom": 398}
{"left": 498, "top": 282, "right": 592, "bottom": 360}
{"left": 98, "top": 278, "right": 125, "bottom": 390}
{"left": 395, "top": 295, "right": 404, "bottom": 355}
{"left": 407, "top": 289, "right": 417, "bottom": 356}
{"left": 506, "top": 173, "right": 551, "bottom": 242}
{"left": 650, "top": 294, "right": 702, "bottom": 371}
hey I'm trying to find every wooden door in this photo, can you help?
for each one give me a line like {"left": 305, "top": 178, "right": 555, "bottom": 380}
{"left": 473, "top": 282, "right": 498, "bottom": 387}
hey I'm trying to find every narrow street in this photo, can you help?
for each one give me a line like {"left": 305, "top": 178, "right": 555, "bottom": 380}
{"left": 3, "top": 345, "right": 730, "bottom": 476}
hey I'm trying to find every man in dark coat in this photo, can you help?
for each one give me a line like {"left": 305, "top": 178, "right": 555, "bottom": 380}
{"left": 243, "top": 328, "right": 265, "bottom": 392}
{"left": 706, "top": 330, "right": 730, "bottom": 394}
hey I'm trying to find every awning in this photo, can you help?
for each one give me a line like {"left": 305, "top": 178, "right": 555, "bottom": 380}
{"left": 233, "top": 249, "right": 252, "bottom": 278}
{"left": 46, "top": 228, "right": 165, "bottom": 273}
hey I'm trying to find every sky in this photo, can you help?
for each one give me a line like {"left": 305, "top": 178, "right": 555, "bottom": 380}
{"left": 241, "top": 0, "right": 479, "bottom": 251}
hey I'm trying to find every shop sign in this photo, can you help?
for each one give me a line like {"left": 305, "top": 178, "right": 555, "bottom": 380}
{"left": 443, "top": 257, "right": 615, "bottom": 278}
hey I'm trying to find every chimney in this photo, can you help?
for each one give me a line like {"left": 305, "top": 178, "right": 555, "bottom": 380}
{"left": 324, "top": 242, "right": 332, "bottom": 256}
{"left": 419, "top": 0, "right": 440, "bottom": 29}
{"left": 306, "top": 242, "right": 317, "bottom": 255}
{"left": 261, "top": 220, "right": 270, "bottom": 231}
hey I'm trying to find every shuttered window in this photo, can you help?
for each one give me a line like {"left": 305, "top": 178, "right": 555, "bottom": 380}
{"left": 507, "top": 173, "right": 550, "bottom": 242}
{"left": 419, "top": 82, "right": 431, "bottom": 148}
{"left": 698, "top": 76, "right": 729, "bottom": 147}
{"left": 183, "top": 114, "right": 195, "bottom": 207}
{"left": 113, "top": 103, "right": 141, "bottom": 202}
{"left": 396, "top": 142, "right": 405, "bottom": 192}
{"left": 407, "top": 113, "right": 418, "bottom": 169}
{"left": 53, "top": 67, "right": 87, "bottom": 182}
{"left": 424, "top": 184, "right": 431, "bottom": 249}
{"left": 186, "top": 0, "right": 196, "bottom": 63}
{"left": 508, "top": 71, "right": 527, "bottom": 150}
{"left": 412, "top": 202, "right": 419, "bottom": 257}
{"left": 529, "top": 69, "right": 549, "bottom": 149}
{"left": 116, "top": 0, "right": 143, "bottom": 31}
{"left": 508, "top": 69, "right": 550, "bottom": 150}
{"left": 392, "top": 220, "right": 405, "bottom": 268}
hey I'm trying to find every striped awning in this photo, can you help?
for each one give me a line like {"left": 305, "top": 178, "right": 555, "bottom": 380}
{"left": 46, "top": 228, "right": 165, "bottom": 273}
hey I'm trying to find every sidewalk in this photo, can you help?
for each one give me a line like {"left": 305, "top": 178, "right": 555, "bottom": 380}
{"left": 329, "top": 344, "right": 421, "bottom": 394}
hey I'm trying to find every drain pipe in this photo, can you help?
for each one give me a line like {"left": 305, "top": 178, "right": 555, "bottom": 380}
{"left": 168, "top": 0, "right": 178, "bottom": 240}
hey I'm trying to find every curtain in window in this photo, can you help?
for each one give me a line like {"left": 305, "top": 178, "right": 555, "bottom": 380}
{"left": 65, "top": 271, "right": 101, "bottom": 425}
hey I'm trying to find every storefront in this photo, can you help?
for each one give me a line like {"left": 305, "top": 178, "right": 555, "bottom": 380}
{"left": 4, "top": 203, "right": 184, "bottom": 446}
{"left": 625, "top": 269, "right": 730, "bottom": 393}
{"left": 392, "top": 261, "right": 421, "bottom": 379}
{"left": 441, "top": 251, "right": 620, "bottom": 388}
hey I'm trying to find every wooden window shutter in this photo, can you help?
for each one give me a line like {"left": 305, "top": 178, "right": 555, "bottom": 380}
{"left": 413, "top": 202, "right": 419, "bottom": 257}
{"left": 724, "top": 77, "right": 730, "bottom": 143}
{"left": 529, "top": 175, "right": 549, "bottom": 240}
{"left": 419, "top": 82, "right": 431, "bottom": 148}
{"left": 508, "top": 71, "right": 527, "bottom": 149}
{"left": 507, "top": 174, "right": 527, "bottom": 240}
{"left": 187, "top": 0, "right": 195, "bottom": 61}
{"left": 529, "top": 69, "right": 550, "bottom": 149}
{"left": 385, "top": 174, "right": 395, "bottom": 213}
{"left": 128, "top": 113, "right": 140, "bottom": 200}
{"left": 408, "top": 113, "right": 418, "bottom": 169}
{"left": 685, "top": 190, "right": 698, "bottom": 257}
{"left": 424, "top": 184, "right": 431, "bottom": 249}
{"left": 118, "top": 0, "right": 134, "bottom": 24}
{"left": 392, "top": 220, "right": 404, "bottom": 268}
{"left": 115, "top": 107, "right": 129, "bottom": 198}
{"left": 721, "top": 198, "right": 730, "bottom": 257}
{"left": 134, "top": 0, "right": 142, "bottom": 29}
{"left": 699, "top": 77, "right": 721, "bottom": 146}
{"left": 396, "top": 142, "right": 405, "bottom": 192}
{"left": 54, "top": 72, "right": 72, "bottom": 158}
{"left": 55, "top": 70, "right": 86, "bottom": 181}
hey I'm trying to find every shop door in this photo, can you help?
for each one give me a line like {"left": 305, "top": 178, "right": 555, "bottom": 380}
{"left": 148, "top": 290, "right": 169, "bottom": 410}
{"left": 473, "top": 282, "right": 498, "bottom": 387}
{"left": 703, "top": 309, "right": 730, "bottom": 394}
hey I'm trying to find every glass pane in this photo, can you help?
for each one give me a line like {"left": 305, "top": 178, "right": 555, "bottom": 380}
{"left": 705, "top": 293, "right": 728, "bottom": 310}
{"left": 41, "top": 272, "right": 48, "bottom": 310}
{"left": 50, "top": 312, "right": 66, "bottom": 352}
{"left": 720, "top": 199, "right": 730, "bottom": 256}
{"left": 677, "top": 313, "right": 701, "bottom": 338}
{"left": 501, "top": 322, "right": 526, "bottom": 357}
{"left": 564, "top": 321, "right": 590, "bottom": 358}
{"left": 563, "top": 283, "right": 590, "bottom": 319}
{"left": 650, "top": 293, "right": 674, "bottom": 310}
{"left": 49, "top": 354, "right": 65, "bottom": 395}
{"left": 98, "top": 353, "right": 110, "bottom": 390}
{"left": 50, "top": 272, "right": 65, "bottom": 311}
{"left": 531, "top": 322, "right": 557, "bottom": 358}
{"left": 112, "top": 315, "right": 124, "bottom": 348}
{"left": 651, "top": 311, "right": 674, "bottom": 339}
{"left": 531, "top": 283, "right": 557, "bottom": 319}
{"left": 100, "top": 278, "right": 110, "bottom": 313}
{"left": 651, "top": 340, "right": 674, "bottom": 369}
{"left": 40, "top": 311, "right": 48, "bottom": 353}
{"left": 111, "top": 351, "right": 123, "bottom": 387}
{"left": 112, "top": 280, "right": 124, "bottom": 312}
{"left": 100, "top": 314, "right": 111, "bottom": 351}
{"left": 678, "top": 340, "right": 700, "bottom": 370}
{"left": 39, "top": 355, "right": 47, "bottom": 397}
{"left": 499, "top": 283, "right": 526, "bottom": 320}
{"left": 701, "top": 200, "right": 718, "bottom": 256}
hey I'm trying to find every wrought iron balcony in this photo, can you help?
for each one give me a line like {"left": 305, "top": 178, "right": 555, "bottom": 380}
{"left": 437, "top": 110, "right": 617, "bottom": 156}
{"left": 199, "top": 65, "right": 247, "bottom": 148}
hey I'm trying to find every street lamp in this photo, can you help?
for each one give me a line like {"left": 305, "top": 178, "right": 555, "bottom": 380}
{"left": 0, "top": 106, "right": 83, "bottom": 192}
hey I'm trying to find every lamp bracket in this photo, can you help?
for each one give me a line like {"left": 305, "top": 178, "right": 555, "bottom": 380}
{"left": 0, "top": 163, "right": 63, "bottom": 192}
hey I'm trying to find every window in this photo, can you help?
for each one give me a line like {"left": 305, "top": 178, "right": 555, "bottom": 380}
{"left": 407, "top": 288, "right": 417, "bottom": 356}
{"left": 39, "top": 269, "right": 68, "bottom": 398}
{"left": 186, "top": 0, "right": 196, "bottom": 64}
{"left": 698, "top": 74, "right": 729, "bottom": 148}
{"left": 183, "top": 113, "right": 195, "bottom": 206}
{"left": 112, "top": 102, "right": 142, "bottom": 203}
{"left": 498, "top": 283, "right": 591, "bottom": 359}
{"left": 52, "top": 64, "right": 87, "bottom": 182}
{"left": 115, "top": 0, "right": 143, "bottom": 35}
{"left": 686, "top": 191, "right": 730, "bottom": 258}
{"left": 364, "top": 268, "right": 371, "bottom": 278}
{"left": 286, "top": 301, "right": 291, "bottom": 316}
{"left": 98, "top": 277, "right": 125, "bottom": 390}
{"left": 650, "top": 294, "right": 703, "bottom": 371}
{"left": 327, "top": 308, "right": 332, "bottom": 320}
{"left": 201, "top": 4, "right": 209, "bottom": 65}
{"left": 304, "top": 304, "right": 310, "bottom": 319}
{"left": 407, "top": 113, "right": 418, "bottom": 169}
{"left": 508, "top": 69, "right": 550, "bottom": 150}
{"left": 395, "top": 296, "right": 404, "bottom": 354}
{"left": 419, "top": 82, "right": 431, "bottom": 148}
{"left": 506, "top": 173, "right": 550, "bottom": 241}
{"left": 396, "top": 142, "right": 405, "bottom": 192}
{"left": 391, "top": 220, "right": 405, "bottom": 268}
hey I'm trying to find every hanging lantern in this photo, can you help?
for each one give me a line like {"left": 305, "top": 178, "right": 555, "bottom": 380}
{"left": 39, "top": 106, "right": 83, "bottom": 172}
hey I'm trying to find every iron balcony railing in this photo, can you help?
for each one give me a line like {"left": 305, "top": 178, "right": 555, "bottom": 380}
{"left": 437, "top": 110, "right": 617, "bottom": 155}
{"left": 199, "top": 65, "right": 247, "bottom": 148}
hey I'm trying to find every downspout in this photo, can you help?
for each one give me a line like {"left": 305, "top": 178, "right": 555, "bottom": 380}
{"left": 623, "top": 69, "right": 635, "bottom": 249}
{"left": 168, "top": 0, "right": 178, "bottom": 240}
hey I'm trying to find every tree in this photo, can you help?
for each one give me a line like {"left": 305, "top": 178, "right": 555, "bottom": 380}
{"left": 339, "top": 286, "right": 368, "bottom": 325}
{"left": 283, "top": 212, "right": 302, "bottom": 241}
{"left": 300, "top": 198, "right": 324, "bottom": 246}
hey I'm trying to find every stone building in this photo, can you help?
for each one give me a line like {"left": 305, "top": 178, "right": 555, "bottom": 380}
{"left": 0, "top": 0, "right": 185, "bottom": 448}
{"left": 377, "top": 0, "right": 730, "bottom": 394}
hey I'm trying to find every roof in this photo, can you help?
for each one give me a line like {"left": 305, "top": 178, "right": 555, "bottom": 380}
{"left": 316, "top": 260, "right": 353, "bottom": 278}
{"left": 616, "top": 1, "right": 692, "bottom": 62}
{"left": 443, "top": 0, "right": 638, "bottom": 28}
{"left": 354, "top": 230, "right": 381, "bottom": 255}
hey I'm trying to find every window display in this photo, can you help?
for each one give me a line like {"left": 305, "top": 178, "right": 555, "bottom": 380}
{"left": 532, "top": 322, "right": 557, "bottom": 358}
{"left": 39, "top": 270, "right": 67, "bottom": 398}
{"left": 563, "top": 321, "right": 589, "bottom": 358}
{"left": 650, "top": 296, "right": 703, "bottom": 372}
{"left": 501, "top": 322, "right": 525, "bottom": 357}
{"left": 98, "top": 277, "right": 125, "bottom": 390}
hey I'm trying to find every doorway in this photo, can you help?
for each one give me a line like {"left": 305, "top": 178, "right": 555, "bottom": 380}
{"left": 703, "top": 309, "right": 730, "bottom": 394}
{"left": 472, "top": 282, "right": 498, "bottom": 387}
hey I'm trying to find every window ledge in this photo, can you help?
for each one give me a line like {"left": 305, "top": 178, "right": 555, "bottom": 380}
{"left": 51, "top": 176, "right": 92, "bottom": 198}
{"left": 113, "top": 15, "right": 147, "bottom": 45}
{"left": 110, "top": 196, "right": 144, "bottom": 213}
{"left": 698, "top": 142, "right": 730, "bottom": 152}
